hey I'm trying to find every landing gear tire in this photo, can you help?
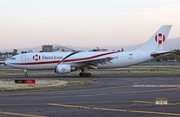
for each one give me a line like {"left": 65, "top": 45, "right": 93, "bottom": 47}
{"left": 86, "top": 73, "right": 91, "bottom": 77}
{"left": 79, "top": 72, "right": 85, "bottom": 77}
{"left": 79, "top": 72, "right": 91, "bottom": 77}
{"left": 25, "top": 74, "right": 28, "bottom": 78}
{"left": 79, "top": 72, "right": 83, "bottom": 76}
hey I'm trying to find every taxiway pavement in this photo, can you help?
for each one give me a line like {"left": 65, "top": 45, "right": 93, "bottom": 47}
{"left": 0, "top": 74, "right": 180, "bottom": 117}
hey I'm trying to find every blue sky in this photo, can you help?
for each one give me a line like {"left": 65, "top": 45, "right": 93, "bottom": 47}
{"left": 0, "top": 0, "right": 180, "bottom": 50}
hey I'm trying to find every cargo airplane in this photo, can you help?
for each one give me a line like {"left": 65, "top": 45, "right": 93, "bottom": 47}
{"left": 5, "top": 25, "right": 172, "bottom": 77}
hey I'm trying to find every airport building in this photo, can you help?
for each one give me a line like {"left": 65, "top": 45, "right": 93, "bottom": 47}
{"left": 42, "top": 45, "right": 53, "bottom": 52}
{"left": 0, "top": 52, "right": 13, "bottom": 59}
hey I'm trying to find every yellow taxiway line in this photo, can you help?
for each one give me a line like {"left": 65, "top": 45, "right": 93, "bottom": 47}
{"left": 47, "top": 103, "right": 180, "bottom": 116}
{"left": 0, "top": 111, "right": 47, "bottom": 117}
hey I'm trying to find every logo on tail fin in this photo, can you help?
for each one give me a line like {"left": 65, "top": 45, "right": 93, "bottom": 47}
{"left": 155, "top": 33, "right": 165, "bottom": 44}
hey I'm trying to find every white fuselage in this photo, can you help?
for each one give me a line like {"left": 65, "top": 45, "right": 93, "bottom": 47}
{"left": 5, "top": 50, "right": 153, "bottom": 70}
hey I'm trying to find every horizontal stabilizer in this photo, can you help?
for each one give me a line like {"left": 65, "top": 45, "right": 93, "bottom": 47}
{"left": 151, "top": 50, "right": 175, "bottom": 58}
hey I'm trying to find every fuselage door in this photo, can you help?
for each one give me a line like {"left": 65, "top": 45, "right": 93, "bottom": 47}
{"left": 21, "top": 55, "right": 26, "bottom": 62}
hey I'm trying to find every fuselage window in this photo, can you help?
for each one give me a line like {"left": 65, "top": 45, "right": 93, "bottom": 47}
{"left": 10, "top": 57, "right": 16, "bottom": 60}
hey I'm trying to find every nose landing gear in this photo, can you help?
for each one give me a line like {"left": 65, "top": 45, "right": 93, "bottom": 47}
{"left": 24, "top": 69, "right": 28, "bottom": 77}
{"left": 25, "top": 73, "right": 28, "bottom": 77}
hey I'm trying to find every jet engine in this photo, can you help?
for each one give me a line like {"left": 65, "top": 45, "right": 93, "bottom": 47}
{"left": 56, "top": 64, "right": 76, "bottom": 74}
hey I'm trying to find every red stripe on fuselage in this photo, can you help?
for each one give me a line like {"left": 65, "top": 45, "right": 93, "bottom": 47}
{"left": 12, "top": 60, "right": 60, "bottom": 65}
{"left": 11, "top": 51, "right": 119, "bottom": 65}
{"left": 63, "top": 51, "right": 118, "bottom": 62}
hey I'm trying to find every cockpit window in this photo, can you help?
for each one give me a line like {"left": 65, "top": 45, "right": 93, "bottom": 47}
{"left": 10, "top": 57, "right": 16, "bottom": 60}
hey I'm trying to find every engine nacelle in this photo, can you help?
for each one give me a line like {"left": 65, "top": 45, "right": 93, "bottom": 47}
{"left": 56, "top": 64, "right": 75, "bottom": 74}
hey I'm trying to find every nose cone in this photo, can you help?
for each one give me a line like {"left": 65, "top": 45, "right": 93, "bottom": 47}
{"left": 5, "top": 59, "right": 9, "bottom": 66}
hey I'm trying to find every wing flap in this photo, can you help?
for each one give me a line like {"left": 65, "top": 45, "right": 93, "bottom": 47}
{"left": 74, "top": 57, "right": 116, "bottom": 69}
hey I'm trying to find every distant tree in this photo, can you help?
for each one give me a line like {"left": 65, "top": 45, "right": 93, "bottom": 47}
{"left": 156, "top": 58, "right": 162, "bottom": 62}
{"left": 12, "top": 49, "right": 18, "bottom": 56}
{"left": 121, "top": 47, "right": 124, "bottom": 51}
{"left": 156, "top": 49, "right": 180, "bottom": 62}
{"left": 61, "top": 49, "right": 66, "bottom": 52}
{"left": 175, "top": 50, "right": 180, "bottom": 55}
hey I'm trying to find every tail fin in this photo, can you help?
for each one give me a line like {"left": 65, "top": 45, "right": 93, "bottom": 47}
{"left": 137, "top": 25, "right": 172, "bottom": 51}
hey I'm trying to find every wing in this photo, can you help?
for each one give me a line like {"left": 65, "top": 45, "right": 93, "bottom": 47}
{"left": 72, "top": 57, "right": 117, "bottom": 69}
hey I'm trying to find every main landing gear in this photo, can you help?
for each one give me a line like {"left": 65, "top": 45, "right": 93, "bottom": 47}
{"left": 24, "top": 69, "right": 28, "bottom": 77}
{"left": 79, "top": 68, "right": 91, "bottom": 77}
{"left": 79, "top": 72, "right": 91, "bottom": 77}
